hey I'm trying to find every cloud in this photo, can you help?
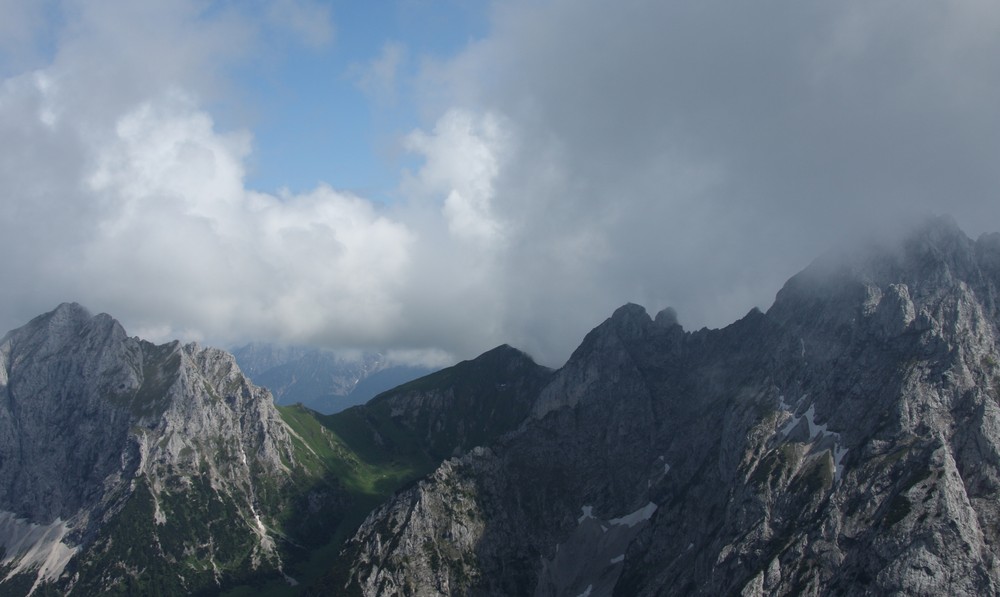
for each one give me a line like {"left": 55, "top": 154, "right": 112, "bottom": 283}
{"left": 0, "top": 1, "right": 410, "bottom": 345}
{"left": 0, "top": 0, "right": 52, "bottom": 74}
{"left": 71, "top": 92, "right": 415, "bottom": 348}
{"left": 404, "top": 0, "right": 1000, "bottom": 361}
{"left": 3, "top": 0, "right": 1000, "bottom": 368}
{"left": 0, "top": 0, "right": 508, "bottom": 364}
{"left": 352, "top": 41, "right": 406, "bottom": 104}
{"left": 403, "top": 109, "right": 510, "bottom": 247}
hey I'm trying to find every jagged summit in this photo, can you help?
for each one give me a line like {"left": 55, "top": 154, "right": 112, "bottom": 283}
{"left": 0, "top": 302, "right": 302, "bottom": 594}
{"left": 6, "top": 218, "right": 1000, "bottom": 596}
{"left": 47, "top": 300, "right": 91, "bottom": 321}
{"left": 344, "top": 218, "right": 1000, "bottom": 596}
{"left": 611, "top": 302, "right": 649, "bottom": 321}
{"left": 580, "top": 303, "right": 686, "bottom": 351}
{"left": 3, "top": 302, "right": 113, "bottom": 351}
{"left": 767, "top": 215, "right": 1000, "bottom": 331}
{"left": 654, "top": 306, "right": 679, "bottom": 328}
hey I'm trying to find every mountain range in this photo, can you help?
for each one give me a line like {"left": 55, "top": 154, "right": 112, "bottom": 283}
{"left": 2, "top": 216, "right": 1000, "bottom": 595}
{"left": 230, "top": 343, "right": 435, "bottom": 414}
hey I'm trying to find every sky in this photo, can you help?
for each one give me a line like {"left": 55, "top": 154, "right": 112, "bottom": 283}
{"left": 2, "top": 0, "right": 1000, "bottom": 368}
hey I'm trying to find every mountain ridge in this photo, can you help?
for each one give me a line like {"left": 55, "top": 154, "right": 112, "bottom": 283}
{"left": 4, "top": 216, "right": 1000, "bottom": 595}
{"left": 0, "top": 302, "right": 549, "bottom": 595}
{"left": 337, "top": 216, "right": 1000, "bottom": 596}
{"left": 0, "top": 303, "right": 307, "bottom": 593}
{"left": 231, "top": 342, "right": 436, "bottom": 414}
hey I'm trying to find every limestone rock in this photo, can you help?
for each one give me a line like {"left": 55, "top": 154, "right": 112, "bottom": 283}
{"left": 0, "top": 304, "right": 300, "bottom": 594}
{"left": 344, "top": 217, "right": 1000, "bottom": 597}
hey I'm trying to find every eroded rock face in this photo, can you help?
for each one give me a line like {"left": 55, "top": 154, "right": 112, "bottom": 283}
{"left": 0, "top": 303, "right": 298, "bottom": 594}
{"left": 344, "top": 217, "right": 1000, "bottom": 596}
{"left": 345, "top": 451, "right": 492, "bottom": 596}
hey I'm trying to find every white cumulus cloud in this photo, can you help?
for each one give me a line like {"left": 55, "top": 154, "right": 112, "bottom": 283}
{"left": 403, "top": 109, "right": 511, "bottom": 247}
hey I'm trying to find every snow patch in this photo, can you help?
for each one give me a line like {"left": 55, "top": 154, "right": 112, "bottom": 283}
{"left": 609, "top": 502, "right": 657, "bottom": 528}
{"left": 576, "top": 584, "right": 593, "bottom": 597}
{"left": 779, "top": 402, "right": 834, "bottom": 443}
{"left": 803, "top": 405, "right": 829, "bottom": 440}
{"left": 778, "top": 399, "right": 848, "bottom": 482}
{"left": 542, "top": 502, "right": 660, "bottom": 597}
{"left": 778, "top": 393, "right": 808, "bottom": 411}
{"left": 0, "top": 512, "right": 78, "bottom": 594}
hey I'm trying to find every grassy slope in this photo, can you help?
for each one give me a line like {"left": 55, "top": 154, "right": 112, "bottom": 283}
{"left": 221, "top": 404, "right": 437, "bottom": 596}
{"left": 225, "top": 345, "right": 551, "bottom": 595}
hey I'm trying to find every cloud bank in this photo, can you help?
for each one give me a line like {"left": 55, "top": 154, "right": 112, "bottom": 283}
{"left": 2, "top": 0, "right": 1000, "bottom": 367}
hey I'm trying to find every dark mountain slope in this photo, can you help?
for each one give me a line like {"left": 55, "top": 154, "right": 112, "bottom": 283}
{"left": 341, "top": 217, "right": 1000, "bottom": 596}
{"left": 329, "top": 344, "right": 554, "bottom": 463}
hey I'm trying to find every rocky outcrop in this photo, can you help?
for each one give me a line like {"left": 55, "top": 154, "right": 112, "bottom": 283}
{"left": 0, "top": 303, "right": 300, "bottom": 595}
{"left": 345, "top": 449, "right": 494, "bottom": 596}
{"left": 343, "top": 216, "right": 1000, "bottom": 596}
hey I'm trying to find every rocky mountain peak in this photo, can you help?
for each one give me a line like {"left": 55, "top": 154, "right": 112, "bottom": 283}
{"left": 905, "top": 213, "right": 970, "bottom": 254}
{"left": 653, "top": 306, "right": 680, "bottom": 328}
{"left": 0, "top": 303, "right": 307, "bottom": 594}
{"left": 608, "top": 302, "right": 655, "bottom": 338}
{"left": 2, "top": 302, "right": 127, "bottom": 364}
{"left": 767, "top": 215, "right": 1000, "bottom": 336}
{"left": 46, "top": 301, "right": 92, "bottom": 327}
{"left": 471, "top": 343, "right": 537, "bottom": 369}
{"left": 343, "top": 218, "right": 1000, "bottom": 597}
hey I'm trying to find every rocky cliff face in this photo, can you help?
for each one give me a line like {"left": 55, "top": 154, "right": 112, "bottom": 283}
{"left": 0, "top": 303, "right": 301, "bottom": 595}
{"left": 341, "top": 217, "right": 1000, "bottom": 596}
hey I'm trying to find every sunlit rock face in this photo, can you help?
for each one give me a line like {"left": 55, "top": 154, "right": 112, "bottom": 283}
{"left": 342, "top": 217, "right": 1000, "bottom": 597}
{"left": 0, "top": 303, "right": 298, "bottom": 594}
